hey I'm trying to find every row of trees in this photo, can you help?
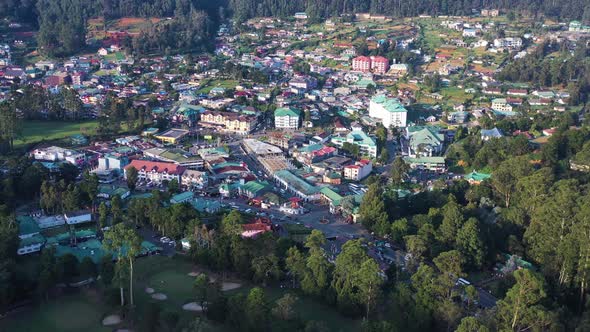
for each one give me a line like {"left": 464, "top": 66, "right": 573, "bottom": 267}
{"left": 229, "top": 0, "right": 590, "bottom": 23}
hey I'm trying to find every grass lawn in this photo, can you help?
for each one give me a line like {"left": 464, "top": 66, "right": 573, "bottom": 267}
{"left": 0, "top": 292, "right": 110, "bottom": 332}
{"left": 134, "top": 255, "right": 361, "bottom": 332}
{"left": 15, "top": 120, "right": 100, "bottom": 148}
{"left": 134, "top": 255, "right": 196, "bottom": 308}
{"left": 197, "top": 79, "right": 239, "bottom": 94}
{"left": 441, "top": 87, "right": 472, "bottom": 104}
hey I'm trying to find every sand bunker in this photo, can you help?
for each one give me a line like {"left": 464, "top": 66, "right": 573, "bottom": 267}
{"left": 221, "top": 282, "right": 241, "bottom": 291}
{"left": 145, "top": 287, "right": 154, "bottom": 294}
{"left": 102, "top": 314, "right": 122, "bottom": 326}
{"left": 188, "top": 272, "right": 200, "bottom": 277}
{"left": 182, "top": 302, "right": 204, "bottom": 311}
{"left": 151, "top": 293, "right": 167, "bottom": 300}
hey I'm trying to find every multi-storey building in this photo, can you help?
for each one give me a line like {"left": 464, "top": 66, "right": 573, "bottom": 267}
{"left": 200, "top": 111, "right": 257, "bottom": 135}
{"left": 343, "top": 159, "right": 373, "bottom": 181}
{"left": 352, "top": 56, "right": 371, "bottom": 72}
{"left": 331, "top": 130, "right": 378, "bottom": 158}
{"left": 274, "top": 107, "right": 301, "bottom": 129}
{"left": 370, "top": 56, "right": 390, "bottom": 74}
{"left": 369, "top": 95, "right": 408, "bottom": 128}
{"left": 124, "top": 160, "right": 185, "bottom": 185}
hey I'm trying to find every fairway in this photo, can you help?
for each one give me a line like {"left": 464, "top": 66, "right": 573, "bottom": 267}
{"left": 15, "top": 120, "right": 100, "bottom": 148}
{"left": 0, "top": 293, "right": 109, "bottom": 332}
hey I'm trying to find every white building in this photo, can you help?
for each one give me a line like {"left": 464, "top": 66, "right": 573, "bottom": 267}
{"left": 32, "top": 146, "right": 86, "bottom": 165}
{"left": 491, "top": 98, "right": 513, "bottom": 113}
{"left": 274, "top": 107, "right": 301, "bottom": 129}
{"left": 369, "top": 95, "right": 408, "bottom": 128}
{"left": 64, "top": 210, "right": 92, "bottom": 225}
{"left": 124, "top": 160, "right": 185, "bottom": 185}
{"left": 493, "top": 37, "right": 522, "bottom": 49}
{"left": 343, "top": 160, "right": 373, "bottom": 181}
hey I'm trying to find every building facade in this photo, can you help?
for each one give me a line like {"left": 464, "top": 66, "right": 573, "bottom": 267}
{"left": 124, "top": 160, "right": 185, "bottom": 185}
{"left": 274, "top": 107, "right": 301, "bottom": 129}
{"left": 369, "top": 95, "right": 408, "bottom": 128}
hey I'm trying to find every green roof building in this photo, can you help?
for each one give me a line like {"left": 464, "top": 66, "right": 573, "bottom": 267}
{"left": 331, "top": 130, "right": 378, "bottom": 158}
{"left": 405, "top": 126, "right": 444, "bottom": 157}
{"left": 238, "top": 181, "right": 271, "bottom": 198}
{"left": 17, "top": 215, "right": 45, "bottom": 256}
{"left": 369, "top": 95, "right": 408, "bottom": 128}
{"left": 274, "top": 107, "right": 301, "bottom": 129}
{"left": 464, "top": 171, "right": 492, "bottom": 183}
{"left": 170, "top": 191, "right": 195, "bottom": 204}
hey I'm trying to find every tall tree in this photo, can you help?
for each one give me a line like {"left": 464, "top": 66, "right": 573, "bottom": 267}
{"left": 103, "top": 223, "right": 142, "bottom": 307}
{"left": 126, "top": 166, "right": 139, "bottom": 191}
{"left": 496, "top": 269, "right": 555, "bottom": 331}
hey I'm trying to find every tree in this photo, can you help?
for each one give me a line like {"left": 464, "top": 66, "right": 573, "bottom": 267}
{"left": 98, "top": 202, "right": 109, "bottom": 230}
{"left": 358, "top": 183, "right": 389, "bottom": 231}
{"left": 390, "top": 218, "right": 409, "bottom": 243}
{"left": 491, "top": 156, "right": 533, "bottom": 208}
{"left": 456, "top": 317, "right": 490, "bottom": 332}
{"left": 272, "top": 293, "right": 298, "bottom": 321}
{"left": 301, "top": 230, "right": 331, "bottom": 296}
{"left": 126, "top": 166, "right": 139, "bottom": 191}
{"left": 103, "top": 223, "right": 142, "bottom": 307}
{"left": 110, "top": 195, "right": 123, "bottom": 225}
{"left": 193, "top": 274, "right": 209, "bottom": 310}
{"left": 405, "top": 235, "right": 427, "bottom": 271}
{"left": 245, "top": 287, "right": 269, "bottom": 331}
{"left": 220, "top": 210, "right": 243, "bottom": 237}
{"left": 57, "top": 253, "right": 78, "bottom": 282}
{"left": 438, "top": 196, "right": 464, "bottom": 245}
{"left": 37, "top": 248, "right": 57, "bottom": 300}
{"left": 391, "top": 157, "right": 410, "bottom": 185}
{"left": 356, "top": 258, "right": 384, "bottom": 319}
{"left": 433, "top": 250, "right": 464, "bottom": 299}
{"left": 251, "top": 254, "right": 280, "bottom": 286}
{"left": 285, "top": 247, "right": 306, "bottom": 287}
{"left": 456, "top": 218, "right": 485, "bottom": 269}
{"left": 305, "top": 230, "right": 326, "bottom": 250}
{"left": 496, "top": 269, "right": 554, "bottom": 331}
{"left": 302, "top": 245, "right": 332, "bottom": 297}
{"left": 79, "top": 257, "right": 97, "bottom": 277}
{"left": 100, "top": 256, "right": 115, "bottom": 286}
{"left": 0, "top": 102, "right": 21, "bottom": 151}
{"left": 168, "top": 178, "right": 180, "bottom": 194}
{"left": 63, "top": 185, "right": 82, "bottom": 212}
{"left": 332, "top": 240, "right": 371, "bottom": 314}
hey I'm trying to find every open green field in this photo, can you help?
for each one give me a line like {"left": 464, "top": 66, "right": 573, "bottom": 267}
{"left": 0, "top": 292, "right": 110, "bottom": 332}
{"left": 15, "top": 120, "right": 100, "bottom": 148}
{"left": 197, "top": 79, "right": 239, "bottom": 94}
{"left": 2, "top": 255, "right": 360, "bottom": 332}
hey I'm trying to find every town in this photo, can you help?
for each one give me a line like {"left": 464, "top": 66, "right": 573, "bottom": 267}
{"left": 1, "top": 2, "right": 590, "bottom": 332}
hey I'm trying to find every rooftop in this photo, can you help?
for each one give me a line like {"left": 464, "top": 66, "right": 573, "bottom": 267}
{"left": 155, "top": 128, "right": 190, "bottom": 139}
{"left": 243, "top": 139, "right": 284, "bottom": 155}
{"left": 125, "top": 160, "right": 186, "bottom": 175}
{"left": 274, "top": 107, "right": 301, "bottom": 117}
{"left": 371, "top": 95, "right": 408, "bottom": 113}
{"left": 275, "top": 170, "right": 320, "bottom": 196}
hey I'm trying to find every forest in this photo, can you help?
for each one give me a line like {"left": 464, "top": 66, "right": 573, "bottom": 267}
{"left": 227, "top": 0, "right": 590, "bottom": 23}
{"left": 0, "top": 0, "right": 220, "bottom": 57}
{"left": 3, "top": 0, "right": 590, "bottom": 57}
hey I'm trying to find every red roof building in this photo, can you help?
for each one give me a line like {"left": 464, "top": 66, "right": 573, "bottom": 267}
{"left": 241, "top": 217, "right": 272, "bottom": 238}
{"left": 370, "top": 56, "right": 390, "bottom": 74}
{"left": 124, "top": 160, "right": 185, "bottom": 185}
{"left": 352, "top": 56, "right": 371, "bottom": 73}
